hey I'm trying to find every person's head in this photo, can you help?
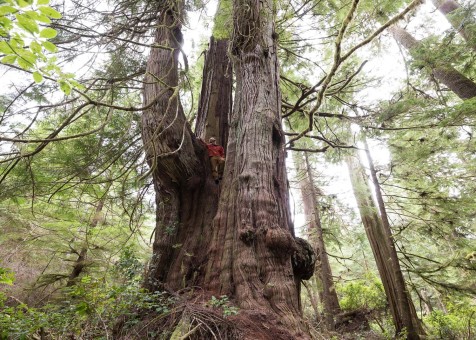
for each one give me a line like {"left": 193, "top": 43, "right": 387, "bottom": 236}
{"left": 209, "top": 137, "right": 216, "bottom": 144}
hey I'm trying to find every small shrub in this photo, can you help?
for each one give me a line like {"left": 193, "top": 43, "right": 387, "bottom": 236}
{"left": 424, "top": 299, "right": 476, "bottom": 340}
{"left": 209, "top": 295, "right": 239, "bottom": 317}
{"left": 337, "top": 274, "right": 387, "bottom": 311}
{"left": 0, "top": 267, "right": 14, "bottom": 286}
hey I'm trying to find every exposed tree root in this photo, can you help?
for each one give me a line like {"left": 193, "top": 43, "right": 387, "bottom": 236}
{"left": 113, "top": 292, "right": 320, "bottom": 339}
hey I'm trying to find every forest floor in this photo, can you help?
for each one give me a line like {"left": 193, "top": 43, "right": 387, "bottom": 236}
{"left": 112, "top": 303, "right": 387, "bottom": 340}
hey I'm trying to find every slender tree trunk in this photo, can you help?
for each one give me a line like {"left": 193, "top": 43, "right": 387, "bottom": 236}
{"left": 346, "top": 148, "right": 423, "bottom": 340}
{"left": 362, "top": 137, "right": 425, "bottom": 338}
{"left": 66, "top": 189, "right": 108, "bottom": 287}
{"left": 66, "top": 247, "right": 88, "bottom": 287}
{"left": 419, "top": 288, "right": 434, "bottom": 315}
{"left": 431, "top": 0, "right": 476, "bottom": 46}
{"left": 302, "top": 280, "right": 321, "bottom": 323}
{"left": 195, "top": 36, "right": 232, "bottom": 147}
{"left": 389, "top": 25, "right": 476, "bottom": 99}
{"left": 295, "top": 151, "right": 340, "bottom": 330}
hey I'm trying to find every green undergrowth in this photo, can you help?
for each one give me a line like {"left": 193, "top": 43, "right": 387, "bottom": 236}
{"left": 424, "top": 298, "right": 476, "bottom": 340}
{"left": 335, "top": 275, "right": 476, "bottom": 339}
{"left": 1, "top": 280, "right": 176, "bottom": 339}
{"left": 0, "top": 248, "right": 241, "bottom": 339}
{"left": 337, "top": 274, "right": 387, "bottom": 311}
{"left": 0, "top": 249, "right": 176, "bottom": 339}
{"left": 2, "top": 264, "right": 474, "bottom": 339}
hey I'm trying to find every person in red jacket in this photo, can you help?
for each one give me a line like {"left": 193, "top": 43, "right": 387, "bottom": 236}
{"left": 204, "top": 137, "right": 225, "bottom": 183}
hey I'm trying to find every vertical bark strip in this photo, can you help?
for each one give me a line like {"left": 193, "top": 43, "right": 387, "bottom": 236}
{"left": 195, "top": 36, "right": 232, "bottom": 148}
{"left": 203, "top": 0, "right": 307, "bottom": 335}
{"left": 296, "top": 152, "right": 340, "bottom": 330}
{"left": 389, "top": 25, "right": 476, "bottom": 99}
{"left": 347, "top": 149, "right": 423, "bottom": 340}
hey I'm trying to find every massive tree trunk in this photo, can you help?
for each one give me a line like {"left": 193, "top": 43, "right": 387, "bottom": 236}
{"left": 141, "top": 0, "right": 314, "bottom": 337}
{"left": 195, "top": 36, "right": 232, "bottom": 147}
{"left": 202, "top": 0, "right": 313, "bottom": 336}
{"left": 347, "top": 147, "right": 424, "bottom": 340}
{"left": 142, "top": 3, "right": 218, "bottom": 291}
{"left": 296, "top": 151, "right": 340, "bottom": 330}
{"left": 389, "top": 25, "right": 476, "bottom": 99}
{"left": 431, "top": 0, "right": 476, "bottom": 46}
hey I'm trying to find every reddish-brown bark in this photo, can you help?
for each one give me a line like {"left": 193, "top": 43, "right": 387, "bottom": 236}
{"left": 195, "top": 37, "right": 232, "bottom": 148}
{"left": 201, "top": 0, "right": 312, "bottom": 335}
{"left": 141, "top": 1, "right": 314, "bottom": 338}
{"left": 142, "top": 5, "right": 219, "bottom": 291}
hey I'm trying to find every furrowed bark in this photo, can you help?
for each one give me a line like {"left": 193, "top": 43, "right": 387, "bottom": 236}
{"left": 142, "top": 3, "right": 218, "bottom": 291}
{"left": 389, "top": 25, "right": 476, "bottom": 99}
{"left": 141, "top": 1, "right": 313, "bottom": 337}
{"left": 203, "top": 0, "right": 312, "bottom": 336}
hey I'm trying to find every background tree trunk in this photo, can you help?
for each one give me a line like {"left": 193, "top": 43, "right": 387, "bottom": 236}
{"left": 389, "top": 25, "right": 476, "bottom": 99}
{"left": 346, "top": 148, "right": 423, "bottom": 340}
{"left": 362, "top": 137, "right": 425, "bottom": 338}
{"left": 296, "top": 151, "right": 340, "bottom": 330}
{"left": 66, "top": 185, "right": 109, "bottom": 287}
{"left": 302, "top": 280, "right": 321, "bottom": 323}
{"left": 431, "top": 0, "right": 476, "bottom": 46}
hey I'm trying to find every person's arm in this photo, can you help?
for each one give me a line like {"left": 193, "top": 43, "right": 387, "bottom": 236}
{"left": 220, "top": 146, "right": 225, "bottom": 158}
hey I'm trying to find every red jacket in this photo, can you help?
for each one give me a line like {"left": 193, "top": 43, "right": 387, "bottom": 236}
{"left": 206, "top": 143, "right": 224, "bottom": 158}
